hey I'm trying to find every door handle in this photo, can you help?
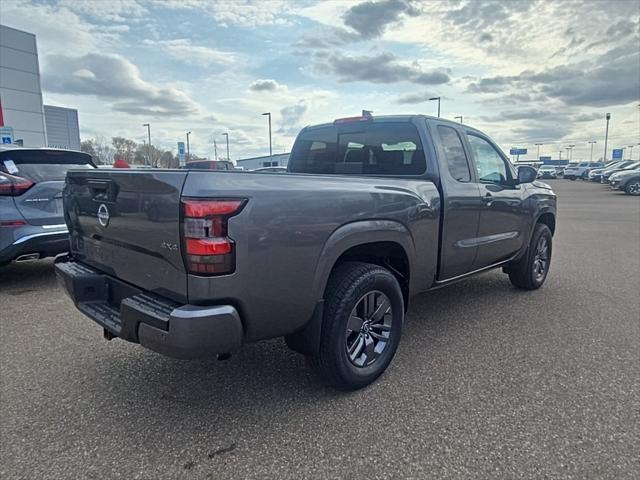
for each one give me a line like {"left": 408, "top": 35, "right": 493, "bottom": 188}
{"left": 481, "top": 192, "right": 493, "bottom": 204}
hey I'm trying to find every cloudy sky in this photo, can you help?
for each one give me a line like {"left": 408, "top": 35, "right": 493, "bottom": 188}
{"left": 3, "top": 0, "right": 639, "bottom": 160}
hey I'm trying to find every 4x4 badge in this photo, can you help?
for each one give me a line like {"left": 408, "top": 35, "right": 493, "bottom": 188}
{"left": 97, "top": 204, "right": 110, "bottom": 227}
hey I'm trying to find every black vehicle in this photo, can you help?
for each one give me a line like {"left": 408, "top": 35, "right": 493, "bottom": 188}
{"left": 0, "top": 147, "right": 94, "bottom": 265}
{"left": 56, "top": 114, "right": 556, "bottom": 389}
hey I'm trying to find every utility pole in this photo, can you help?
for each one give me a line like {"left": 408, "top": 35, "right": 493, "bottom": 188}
{"left": 213, "top": 140, "right": 218, "bottom": 160}
{"left": 429, "top": 97, "right": 441, "bottom": 117}
{"left": 454, "top": 115, "right": 463, "bottom": 123}
{"left": 262, "top": 112, "right": 272, "bottom": 157}
{"left": 535, "top": 143, "right": 543, "bottom": 159}
{"left": 186, "top": 131, "right": 191, "bottom": 162}
{"left": 588, "top": 140, "right": 597, "bottom": 161}
{"left": 143, "top": 123, "right": 151, "bottom": 166}
{"left": 603, "top": 113, "right": 611, "bottom": 162}
{"left": 223, "top": 132, "right": 230, "bottom": 161}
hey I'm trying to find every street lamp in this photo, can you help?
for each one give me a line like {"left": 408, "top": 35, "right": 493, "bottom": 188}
{"left": 186, "top": 131, "right": 191, "bottom": 162}
{"left": 222, "top": 132, "right": 230, "bottom": 161}
{"left": 535, "top": 143, "right": 543, "bottom": 159}
{"left": 143, "top": 123, "right": 151, "bottom": 166}
{"left": 262, "top": 112, "right": 272, "bottom": 157}
{"left": 603, "top": 113, "right": 611, "bottom": 161}
{"left": 568, "top": 144, "right": 576, "bottom": 161}
{"left": 429, "top": 97, "right": 441, "bottom": 117}
{"left": 588, "top": 141, "right": 597, "bottom": 162}
{"left": 454, "top": 115, "right": 463, "bottom": 123}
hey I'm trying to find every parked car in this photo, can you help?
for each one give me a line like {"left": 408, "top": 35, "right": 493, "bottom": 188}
{"left": 55, "top": 114, "right": 556, "bottom": 389}
{"left": 558, "top": 162, "right": 577, "bottom": 177}
{"left": 537, "top": 165, "right": 557, "bottom": 179}
{"left": 601, "top": 161, "right": 640, "bottom": 183}
{"left": 588, "top": 161, "right": 627, "bottom": 182}
{"left": 0, "top": 147, "right": 95, "bottom": 266}
{"left": 251, "top": 166, "right": 288, "bottom": 173}
{"left": 609, "top": 169, "right": 640, "bottom": 195}
{"left": 184, "top": 160, "right": 235, "bottom": 171}
{"left": 563, "top": 162, "right": 605, "bottom": 180}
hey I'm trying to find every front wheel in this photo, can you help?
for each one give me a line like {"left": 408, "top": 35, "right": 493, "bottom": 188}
{"left": 310, "top": 262, "right": 404, "bottom": 390}
{"left": 507, "top": 223, "right": 552, "bottom": 290}
{"left": 624, "top": 179, "right": 640, "bottom": 195}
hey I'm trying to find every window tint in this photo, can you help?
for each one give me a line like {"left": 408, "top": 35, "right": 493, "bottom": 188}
{"left": 467, "top": 134, "right": 509, "bottom": 184}
{"left": 437, "top": 126, "right": 470, "bottom": 182}
{"left": 0, "top": 150, "right": 94, "bottom": 182}
{"left": 289, "top": 123, "right": 426, "bottom": 175}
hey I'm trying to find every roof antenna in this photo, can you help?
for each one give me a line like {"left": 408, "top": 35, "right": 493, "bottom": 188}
{"left": 362, "top": 109, "right": 373, "bottom": 117}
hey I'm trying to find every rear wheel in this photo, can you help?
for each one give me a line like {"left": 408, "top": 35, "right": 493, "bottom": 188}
{"left": 310, "top": 262, "right": 404, "bottom": 390}
{"left": 568, "top": 176, "right": 576, "bottom": 181}
{"left": 507, "top": 223, "right": 552, "bottom": 290}
{"left": 625, "top": 179, "right": 640, "bottom": 195}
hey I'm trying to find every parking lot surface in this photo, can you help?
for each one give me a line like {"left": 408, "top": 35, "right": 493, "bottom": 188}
{"left": 1, "top": 180, "right": 639, "bottom": 479}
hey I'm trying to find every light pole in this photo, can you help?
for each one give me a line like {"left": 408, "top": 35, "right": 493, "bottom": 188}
{"left": 454, "top": 115, "right": 463, "bottom": 123}
{"left": 628, "top": 145, "right": 635, "bottom": 160}
{"left": 588, "top": 141, "right": 597, "bottom": 161}
{"left": 558, "top": 150, "right": 562, "bottom": 161}
{"left": 222, "top": 132, "right": 229, "bottom": 161}
{"left": 535, "top": 143, "right": 543, "bottom": 159}
{"left": 603, "top": 113, "right": 611, "bottom": 161}
{"left": 262, "top": 112, "right": 272, "bottom": 157}
{"left": 186, "top": 131, "right": 191, "bottom": 162}
{"left": 429, "top": 97, "right": 441, "bottom": 117}
{"left": 568, "top": 144, "right": 575, "bottom": 161}
{"left": 143, "top": 123, "right": 151, "bottom": 166}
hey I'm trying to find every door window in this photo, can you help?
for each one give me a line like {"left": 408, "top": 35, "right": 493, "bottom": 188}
{"left": 467, "top": 134, "right": 510, "bottom": 184}
{"left": 437, "top": 126, "right": 471, "bottom": 182}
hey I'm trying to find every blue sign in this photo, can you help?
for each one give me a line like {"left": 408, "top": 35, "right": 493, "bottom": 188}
{"left": 177, "top": 142, "right": 186, "bottom": 167}
{"left": 1, "top": 137, "right": 11, "bottom": 144}
{"left": 510, "top": 148, "right": 527, "bottom": 155}
{"left": 612, "top": 148, "right": 623, "bottom": 159}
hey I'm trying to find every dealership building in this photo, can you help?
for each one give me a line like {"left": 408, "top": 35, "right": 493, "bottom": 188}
{"left": 0, "top": 24, "right": 80, "bottom": 149}
{"left": 236, "top": 152, "right": 290, "bottom": 170}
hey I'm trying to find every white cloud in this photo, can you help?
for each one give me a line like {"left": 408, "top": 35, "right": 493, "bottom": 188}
{"left": 144, "top": 39, "right": 236, "bottom": 67}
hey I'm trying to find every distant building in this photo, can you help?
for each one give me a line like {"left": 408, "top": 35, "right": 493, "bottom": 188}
{"left": 0, "top": 24, "right": 46, "bottom": 147}
{"left": 44, "top": 105, "right": 80, "bottom": 150}
{"left": 236, "top": 152, "right": 290, "bottom": 170}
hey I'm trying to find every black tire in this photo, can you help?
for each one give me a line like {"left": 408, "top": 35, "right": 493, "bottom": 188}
{"left": 310, "top": 262, "right": 404, "bottom": 390}
{"left": 507, "top": 223, "right": 552, "bottom": 290}
{"left": 624, "top": 178, "right": 640, "bottom": 196}
{"left": 568, "top": 176, "right": 576, "bottom": 181}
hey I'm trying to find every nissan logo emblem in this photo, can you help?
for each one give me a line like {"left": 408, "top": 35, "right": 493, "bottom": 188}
{"left": 97, "top": 203, "right": 110, "bottom": 227}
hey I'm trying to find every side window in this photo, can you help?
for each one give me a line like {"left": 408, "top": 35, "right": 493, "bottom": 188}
{"left": 467, "top": 134, "right": 509, "bottom": 184}
{"left": 437, "top": 125, "right": 470, "bottom": 182}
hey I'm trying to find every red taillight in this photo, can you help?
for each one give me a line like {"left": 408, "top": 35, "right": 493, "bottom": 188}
{"left": 0, "top": 220, "right": 27, "bottom": 227}
{"left": 0, "top": 173, "right": 34, "bottom": 196}
{"left": 182, "top": 198, "right": 246, "bottom": 275}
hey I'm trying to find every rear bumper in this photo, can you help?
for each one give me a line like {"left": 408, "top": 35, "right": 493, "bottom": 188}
{"left": 55, "top": 259, "right": 243, "bottom": 359}
{"left": 0, "top": 230, "right": 69, "bottom": 264}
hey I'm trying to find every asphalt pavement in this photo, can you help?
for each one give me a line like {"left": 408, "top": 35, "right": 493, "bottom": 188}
{"left": 1, "top": 180, "right": 638, "bottom": 479}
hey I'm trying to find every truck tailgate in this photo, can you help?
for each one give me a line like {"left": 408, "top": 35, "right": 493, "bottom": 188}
{"left": 63, "top": 169, "right": 188, "bottom": 303}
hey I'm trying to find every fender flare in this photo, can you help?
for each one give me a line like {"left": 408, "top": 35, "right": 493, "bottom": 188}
{"left": 286, "top": 220, "right": 415, "bottom": 356}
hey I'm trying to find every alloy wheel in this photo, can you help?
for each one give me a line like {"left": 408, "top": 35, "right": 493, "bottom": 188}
{"left": 345, "top": 290, "right": 393, "bottom": 368}
{"left": 533, "top": 236, "right": 549, "bottom": 282}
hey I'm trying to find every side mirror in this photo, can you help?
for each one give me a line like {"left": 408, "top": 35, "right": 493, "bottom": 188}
{"left": 517, "top": 165, "right": 537, "bottom": 184}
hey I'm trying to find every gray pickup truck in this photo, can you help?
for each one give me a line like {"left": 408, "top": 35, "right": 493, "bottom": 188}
{"left": 56, "top": 115, "right": 556, "bottom": 389}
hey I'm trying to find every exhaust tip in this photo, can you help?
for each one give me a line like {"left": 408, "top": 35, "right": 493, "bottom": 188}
{"left": 15, "top": 253, "right": 40, "bottom": 262}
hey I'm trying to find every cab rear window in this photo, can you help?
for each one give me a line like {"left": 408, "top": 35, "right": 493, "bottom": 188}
{"left": 289, "top": 122, "right": 426, "bottom": 175}
{"left": 0, "top": 150, "right": 94, "bottom": 182}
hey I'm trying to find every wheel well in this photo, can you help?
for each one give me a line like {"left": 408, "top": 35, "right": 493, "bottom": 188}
{"left": 537, "top": 212, "right": 556, "bottom": 236}
{"left": 331, "top": 241, "right": 410, "bottom": 308}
